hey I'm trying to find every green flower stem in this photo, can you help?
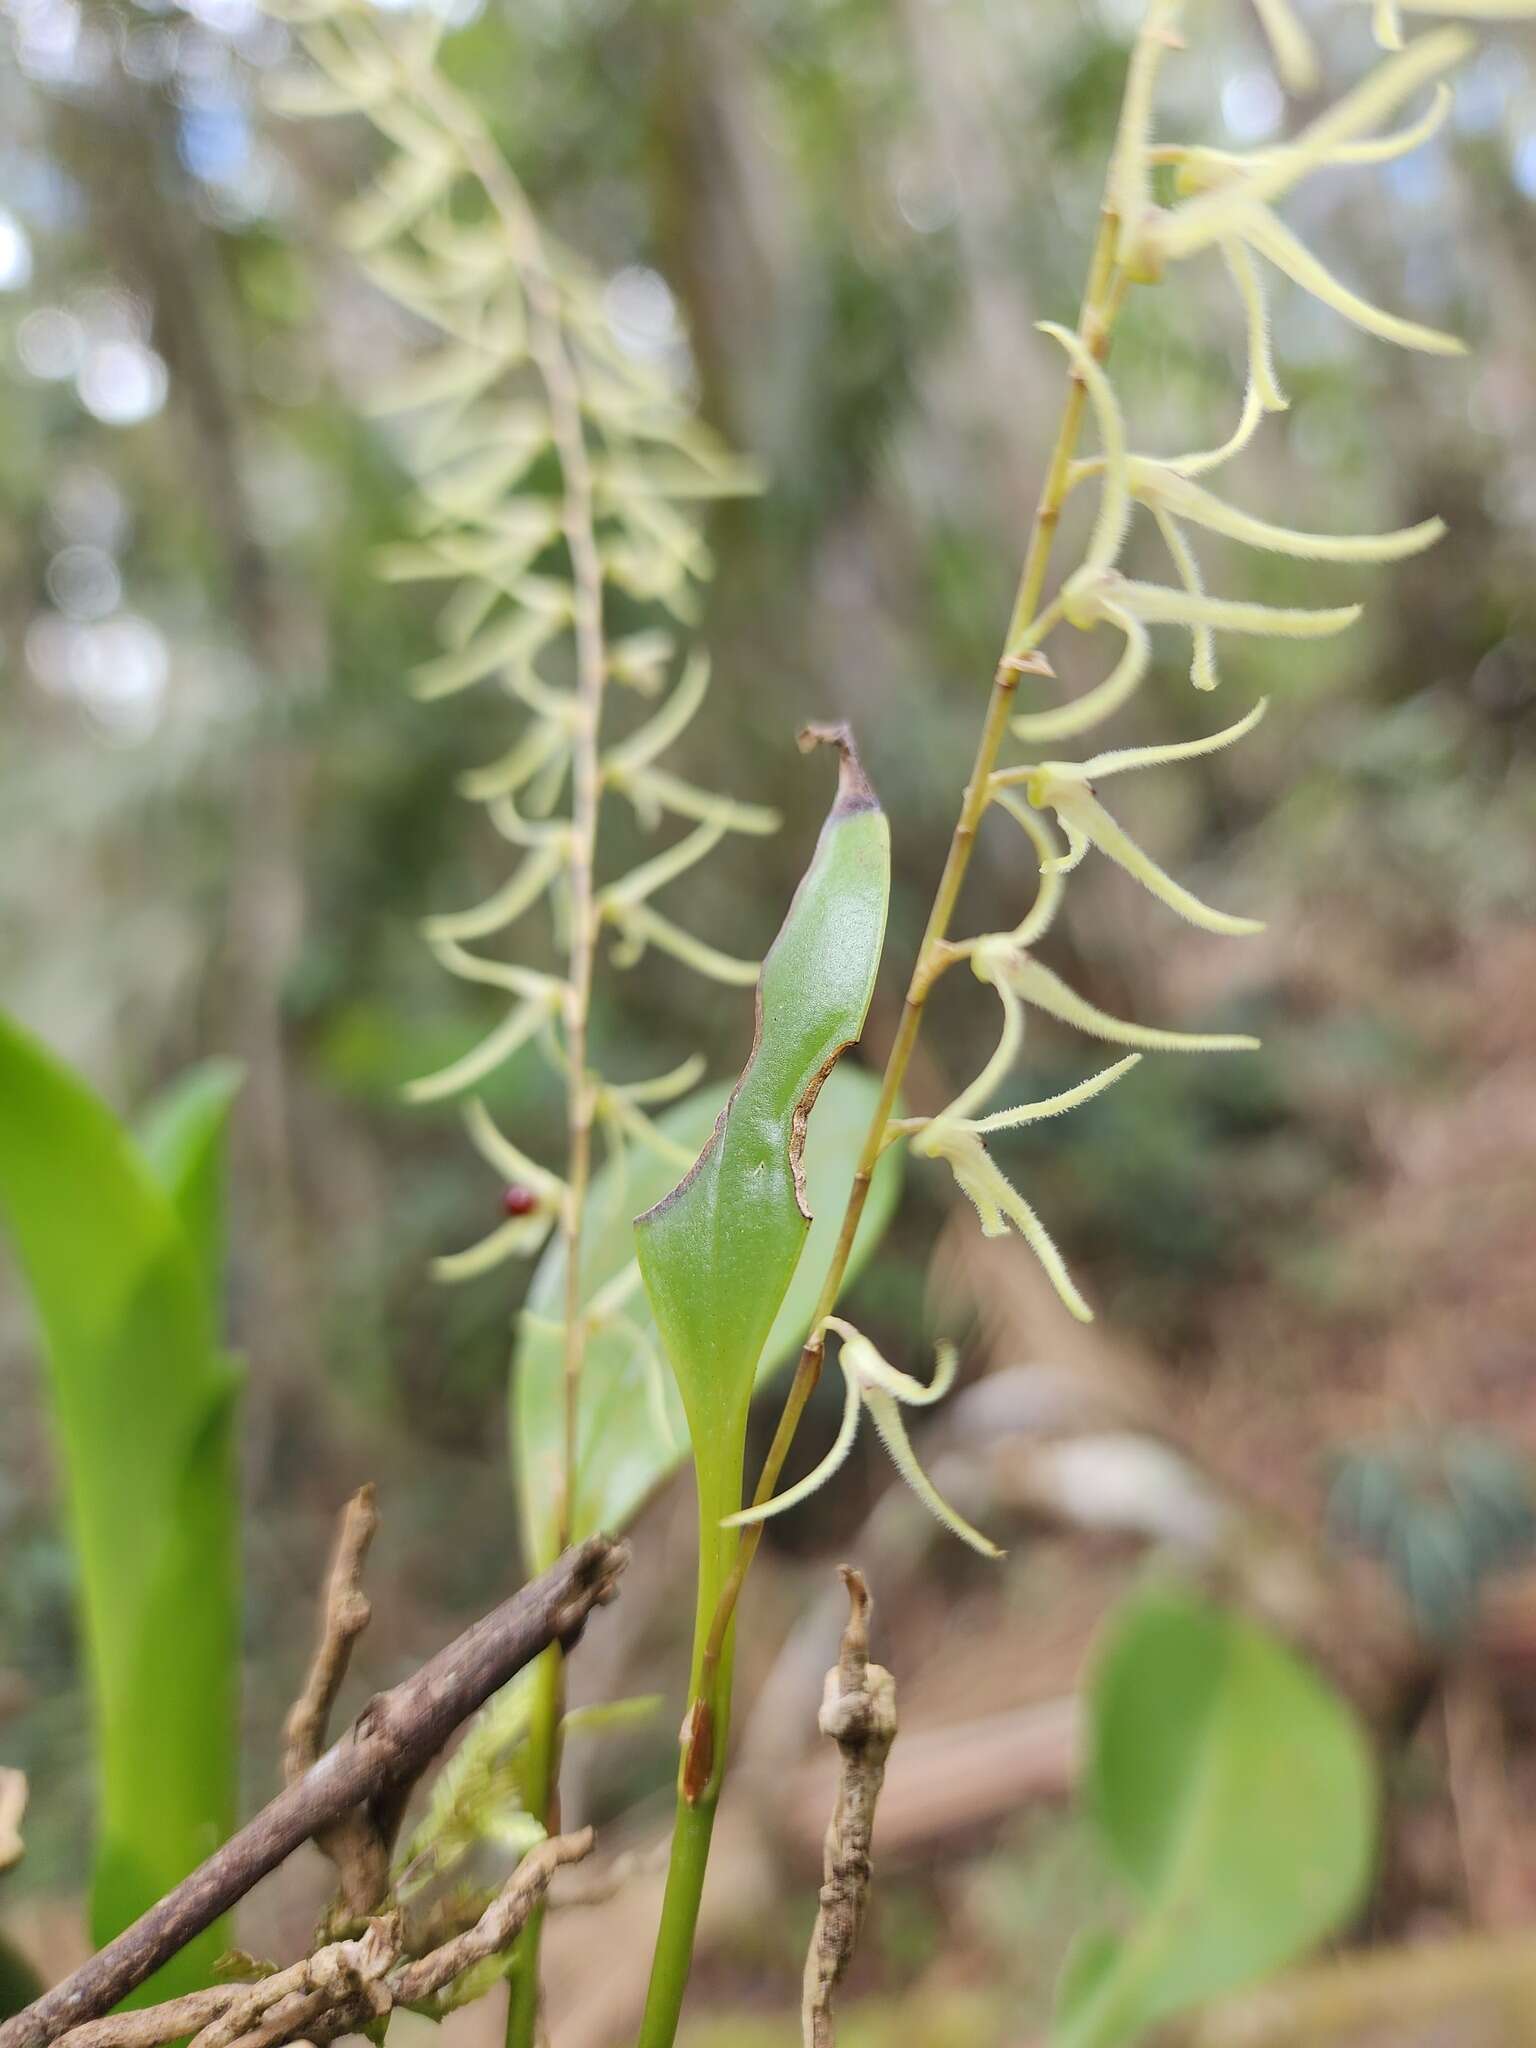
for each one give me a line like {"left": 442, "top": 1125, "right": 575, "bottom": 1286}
{"left": 701, "top": 215, "right": 1128, "bottom": 1681}
{"left": 503, "top": 1641, "right": 564, "bottom": 2048}
{"left": 635, "top": 1457, "right": 742, "bottom": 2048}
{"left": 625, "top": 36, "right": 1165, "bottom": 2039}
{"left": 399, "top": 58, "right": 614, "bottom": 2048}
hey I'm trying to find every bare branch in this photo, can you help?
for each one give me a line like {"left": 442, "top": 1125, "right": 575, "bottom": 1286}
{"left": 50, "top": 1835, "right": 595, "bottom": 2048}
{"left": 394, "top": 1831, "right": 592, "bottom": 2004}
{"left": 283, "top": 1487, "right": 379, "bottom": 1784}
{"left": 281, "top": 1487, "right": 390, "bottom": 1918}
{"left": 0, "top": 1538, "right": 626, "bottom": 2048}
{"left": 52, "top": 1992, "right": 239, "bottom": 2048}
{"left": 801, "top": 1568, "right": 897, "bottom": 2048}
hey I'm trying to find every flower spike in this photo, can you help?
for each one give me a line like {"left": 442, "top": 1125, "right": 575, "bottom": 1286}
{"left": 723, "top": 1318, "right": 1002, "bottom": 1558}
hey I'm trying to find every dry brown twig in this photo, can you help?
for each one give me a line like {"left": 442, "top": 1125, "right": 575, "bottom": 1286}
{"left": 281, "top": 1485, "right": 393, "bottom": 1920}
{"left": 802, "top": 1567, "right": 897, "bottom": 2048}
{"left": 0, "top": 1524, "right": 626, "bottom": 2048}
{"left": 49, "top": 1832, "right": 595, "bottom": 2048}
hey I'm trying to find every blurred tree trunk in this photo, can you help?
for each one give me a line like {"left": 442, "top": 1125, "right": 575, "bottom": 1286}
{"left": 45, "top": 36, "right": 318, "bottom": 1403}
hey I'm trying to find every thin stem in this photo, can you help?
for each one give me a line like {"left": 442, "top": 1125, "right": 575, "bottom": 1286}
{"left": 635, "top": 1466, "right": 741, "bottom": 2048}
{"left": 502, "top": 1644, "right": 563, "bottom": 2048}
{"left": 634, "top": 133, "right": 1139, "bottom": 2048}
{"left": 702, "top": 208, "right": 1127, "bottom": 1681}
{"left": 392, "top": 53, "right": 610, "bottom": 2048}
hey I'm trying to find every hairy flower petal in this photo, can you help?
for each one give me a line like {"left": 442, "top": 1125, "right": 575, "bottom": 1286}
{"left": 1239, "top": 203, "right": 1467, "bottom": 356}
{"left": 998, "top": 952, "right": 1261, "bottom": 1054}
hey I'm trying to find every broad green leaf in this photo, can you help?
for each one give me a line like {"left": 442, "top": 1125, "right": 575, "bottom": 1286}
{"left": 0, "top": 1016, "right": 242, "bottom": 2002}
{"left": 560, "top": 1693, "right": 664, "bottom": 1738}
{"left": 1054, "top": 1582, "right": 1378, "bottom": 2048}
{"left": 1052, "top": 1930, "right": 1124, "bottom": 2033}
{"left": 635, "top": 731, "right": 890, "bottom": 1535}
{"left": 512, "top": 1061, "right": 901, "bottom": 1565}
{"left": 135, "top": 1058, "right": 246, "bottom": 1295}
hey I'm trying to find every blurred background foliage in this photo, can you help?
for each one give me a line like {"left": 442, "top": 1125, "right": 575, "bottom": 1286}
{"left": 2, "top": 0, "right": 1535, "bottom": 2038}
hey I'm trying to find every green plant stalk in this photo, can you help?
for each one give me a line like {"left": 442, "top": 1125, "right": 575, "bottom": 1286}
{"left": 635, "top": 1451, "right": 742, "bottom": 2048}
{"left": 624, "top": 35, "right": 1165, "bottom": 2033}
{"left": 393, "top": 52, "right": 613, "bottom": 2048}
{"left": 503, "top": 1642, "right": 565, "bottom": 2048}
{"left": 704, "top": 220, "right": 1126, "bottom": 1674}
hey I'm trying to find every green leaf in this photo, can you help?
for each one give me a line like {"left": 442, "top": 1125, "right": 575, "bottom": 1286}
{"left": 560, "top": 1693, "right": 664, "bottom": 1739}
{"left": 135, "top": 1059, "right": 246, "bottom": 1296}
{"left": 635, "top": 729, "right": 890, "bottom": 1533}
{"left": 512, "top": 1061, "right": 901, "bottom": 1565}
{"left": 1055, "top": 1582, "right": 1378, "bottom": 2048}
{"left": 1053, "top": 1930, "right": 1124, "bottom": 2032}
{"left": 0, "top": 1016, "right": 242, "bottom": 2002}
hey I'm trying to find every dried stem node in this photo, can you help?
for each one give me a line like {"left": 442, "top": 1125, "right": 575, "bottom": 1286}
{"left": 801, "top": 1568, "right": 898, "bottom": 2048}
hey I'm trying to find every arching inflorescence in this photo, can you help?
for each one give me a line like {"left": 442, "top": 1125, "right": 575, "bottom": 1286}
{"left": 268, "top": 0, "right": 775, "bottom": 1372}
{"left": 874, "top": 1, "right": 1492, "bottom": 1328}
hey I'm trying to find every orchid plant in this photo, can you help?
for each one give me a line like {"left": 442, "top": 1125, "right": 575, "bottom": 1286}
{"left": 267, "top": 1, "right": 1534, "bottom": 2043}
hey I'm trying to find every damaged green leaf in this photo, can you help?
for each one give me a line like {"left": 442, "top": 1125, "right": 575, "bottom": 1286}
{"left": 635, "top": 725, "right": 891, "bottom": 1535}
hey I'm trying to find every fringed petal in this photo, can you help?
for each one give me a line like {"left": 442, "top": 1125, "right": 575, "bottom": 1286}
{"left": 422, "top": 841, "right": 564, "bottom": 945}
{"left": 1012, "top": 605, "right": 1151, "bottom": 741}
{"left": 1000, "top": 952, "right": 1261, "bottom": 1054}
{"left": 1033, "top": 783, "right": 1265, "bottom": 937}
{"left": 1239, "top": 203, "right": 1466, "bottom": 356}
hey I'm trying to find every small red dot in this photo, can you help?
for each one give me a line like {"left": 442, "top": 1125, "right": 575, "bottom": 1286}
{"left": 502, "top": 1184, "right": 538, "bottom": 1217}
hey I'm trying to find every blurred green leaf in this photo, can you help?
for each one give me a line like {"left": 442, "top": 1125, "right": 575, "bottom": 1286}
{"left": 1054, "top": 1582, "right": 1377, "bottom": 2048}
{"left": 560, "top": 1693, "right": 663, "bottom": 1739}
{"left": 135, "top": 1059, "right": 246, "bottom": 1294}
{"left": 0, "top": 1016, "right": 242, "bottom": 2001}
{"left": 1052, "top": 1930, "right": 1123, "bottom": 2034}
